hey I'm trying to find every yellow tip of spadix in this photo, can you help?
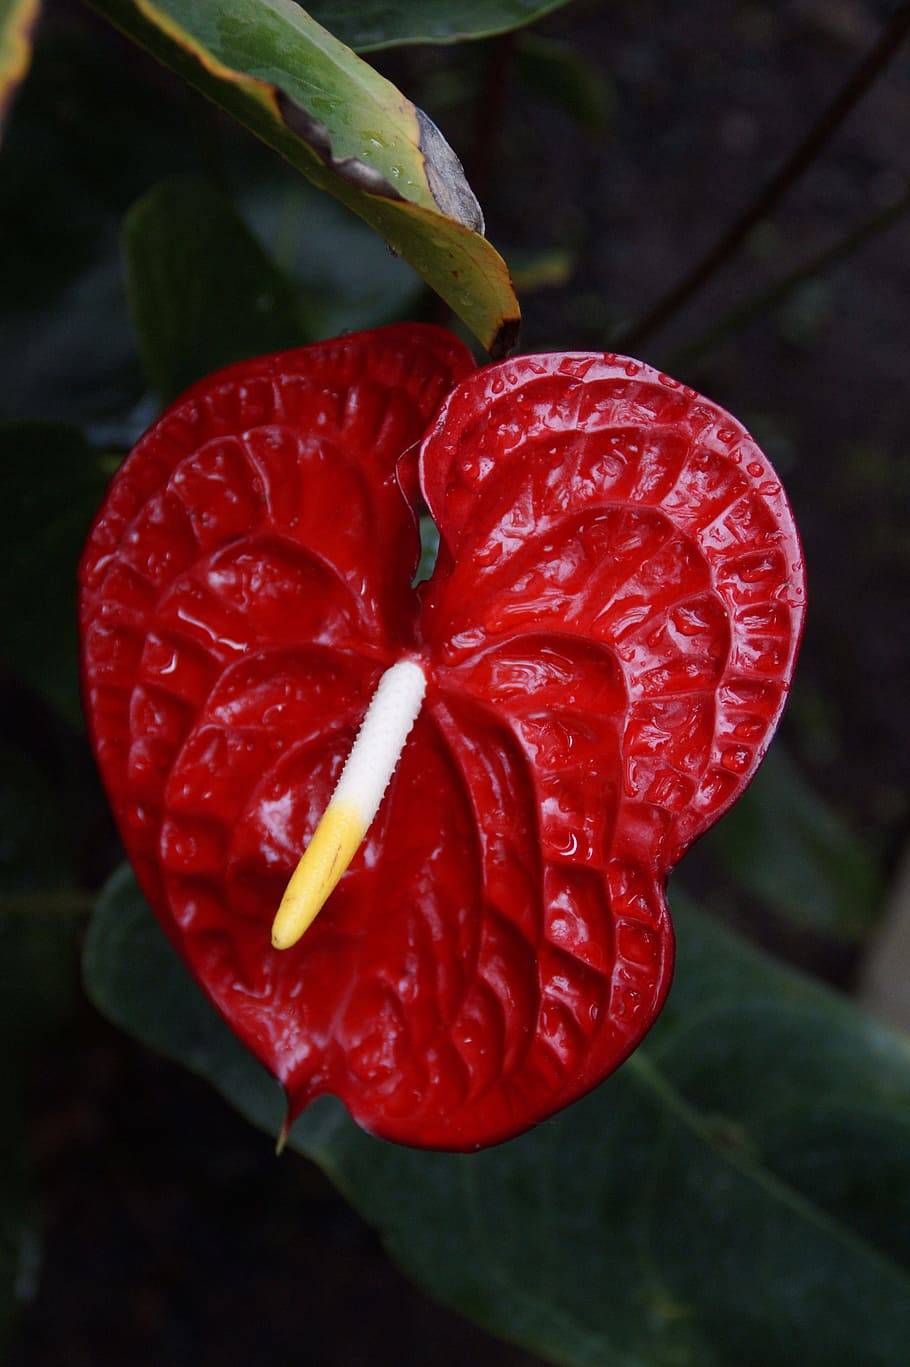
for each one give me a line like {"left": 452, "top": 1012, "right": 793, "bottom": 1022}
{"left": 270, "top": 799, "right": 366, "bottom": 951}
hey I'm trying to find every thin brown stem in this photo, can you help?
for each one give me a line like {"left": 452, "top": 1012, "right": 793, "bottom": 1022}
{"left": 666, "top": 184, "right": 910, "bottom": 368}
{"left": 615, "top": 0, "right": 910, "bottom": 351}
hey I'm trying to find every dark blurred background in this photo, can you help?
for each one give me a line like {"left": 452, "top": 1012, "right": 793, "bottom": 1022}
{"left": 1, "top": 1, "right": 908, "bottom": 1362}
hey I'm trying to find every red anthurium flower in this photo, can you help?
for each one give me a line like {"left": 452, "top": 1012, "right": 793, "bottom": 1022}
{"left": 79, "top": 324, "right": 805, "bottom": 1151}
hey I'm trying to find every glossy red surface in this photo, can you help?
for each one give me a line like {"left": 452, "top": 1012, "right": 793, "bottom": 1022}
{"left": 79, "top": 328, "right": 806, "bottom": 1150}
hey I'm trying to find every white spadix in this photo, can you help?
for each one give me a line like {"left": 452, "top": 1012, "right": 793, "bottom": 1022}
{"left": 270, "top": 659, "right": 427, "bottom": 951}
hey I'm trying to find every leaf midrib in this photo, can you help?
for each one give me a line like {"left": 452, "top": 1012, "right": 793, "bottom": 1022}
{"left": 626, "top": 1049, "right": 910, "bottom": 1294}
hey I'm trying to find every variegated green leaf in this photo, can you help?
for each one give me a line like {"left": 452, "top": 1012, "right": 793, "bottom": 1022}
{"left": 87, "top": 0, "right": 520, "bottom": 354}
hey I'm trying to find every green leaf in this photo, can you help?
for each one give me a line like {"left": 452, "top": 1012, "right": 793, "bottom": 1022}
{"left": 700, "top": 746, "right": 882, "bottom": 941}
{"left": 85, "top": 868, "right": 910, "bottom": 1365}
{"left": 306, "top": 0, "right": 576, "bottom": 52}
{"left": 87, "top": 0, "right": 520, "bottom": 354}
{"left": 0, "top": 0, "right": 39, "bottom": 139}
{"left": 2, "top": 16, "right": 420, "bottom": 427}
{"left": 0, "top": 423, "right": 111, "bottom": 727}
{"left": 84, "top": 865, "right": 287, "bottom": 1134}
{"left": 0, "top": 16, "right": 206, "bottom": 426}
{"left": 124, "top": 176, "right": 313, "bottom": 403}
{"left": 241, "top": 178, "right": 429, "bottom": 337}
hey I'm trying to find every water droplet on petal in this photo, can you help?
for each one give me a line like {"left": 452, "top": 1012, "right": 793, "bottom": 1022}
{"left": 721, "top": 745, "right": 751, "bottom": 773}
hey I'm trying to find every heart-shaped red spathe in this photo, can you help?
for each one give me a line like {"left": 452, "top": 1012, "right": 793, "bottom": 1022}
{"left": 80, "top": 326, "right": 805, "bottom": 1151}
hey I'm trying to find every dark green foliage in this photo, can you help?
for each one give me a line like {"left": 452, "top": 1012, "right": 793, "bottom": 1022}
{"left": 85, "top": 869, "right": 910, "bottom": 1365}
{"left": 124, "top": 177, "right": 311, "bottom": 403}
{"left": 306, "top": 0, "right": 576, "bottom": 52}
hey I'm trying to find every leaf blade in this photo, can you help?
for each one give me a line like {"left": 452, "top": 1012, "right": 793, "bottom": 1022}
{"left": 124, "top": 176, "right": 312, "bottom": 402}
{"left": 699, "top": 745, "right": 882, "bottom": 940}
{"left": 87, "top": 0, "right": 519, "bottom": 353}
{"left": 84, "top": 870, "right": 910, "bottom": 1365}
{"left": 306, "top": 0, "right": 576, "bottom": 52}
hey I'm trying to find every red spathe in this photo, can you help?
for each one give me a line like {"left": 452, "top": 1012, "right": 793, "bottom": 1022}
{"left": 79, "top": 326, "right": 805, "bottom": 1150}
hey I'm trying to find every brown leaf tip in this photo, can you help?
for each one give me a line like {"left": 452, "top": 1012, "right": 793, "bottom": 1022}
{"left": 489, "top": 316, "right": 522, "bottom": 361}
